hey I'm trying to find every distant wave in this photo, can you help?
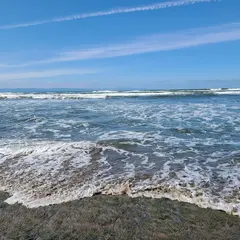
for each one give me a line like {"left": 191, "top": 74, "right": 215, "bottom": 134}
{"left": 92, "top": 90, "right": 118, "bottom": 93}
{"left": 0, "top": 89, "right": 239, "bottom": 100}
{"left": 228, "top": 88, "right": 240, "bottom": 91}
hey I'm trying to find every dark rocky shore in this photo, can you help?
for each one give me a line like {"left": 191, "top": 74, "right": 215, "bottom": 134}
{"left": 0, "top": 191, "right": 239, "bottom": 240}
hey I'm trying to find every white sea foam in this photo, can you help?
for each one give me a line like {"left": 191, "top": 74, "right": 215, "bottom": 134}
{"left": 92, "top": 90, "right": 118, "bottom": 93}
{"left": 215, "top": 91, "right": 240, "bottom": 95}
{"left": 0, "top": 141, "right": 103, "bottom": 204}
{"left": 0, "top": 89, "right": 239, "bottom": 100}
{"left": 130, "top": 185, "right": 240, "bottom": 216}
{"left": 98, "top": 160, "right": 240, "bottom": 216}
{"left": 228, "top": 88, "right": 240, "bottom": 91}
{"left": 1, "top": 138, "right": 239, "bottom": 216}
{"left": 99, "top": 130, "right": 147, "bottom": 141}
{"left": 210, "top": 88, "right": 223, "bottom": 91}
{"left": 1, "top": 140, "right": 142, "bottom": 207}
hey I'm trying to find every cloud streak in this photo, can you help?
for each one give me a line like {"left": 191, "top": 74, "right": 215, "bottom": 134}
{"left": 0, "top": 68, "right": 99, "bottom": 81}
{"left": 0, "top": 0, "right": 216, "bottom": 30}
{"left": 1, "top": 22, "right": 240, "bottom": 68}
{"left": 57, "top": 23, "right": 240, "bottom": 60}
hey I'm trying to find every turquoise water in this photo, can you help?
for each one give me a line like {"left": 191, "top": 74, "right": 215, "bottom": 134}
{"left": 0, "top": 89, "right": 239, "bottom": 215}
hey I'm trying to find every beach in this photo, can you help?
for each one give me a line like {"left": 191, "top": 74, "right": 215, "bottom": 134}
{"left": 1, "top": 191, "right": 240, "bottom": 240}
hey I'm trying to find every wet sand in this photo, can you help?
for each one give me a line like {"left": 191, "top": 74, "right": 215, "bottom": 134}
{"left": 0, "top": 191, "right": 239, "bottom": 240}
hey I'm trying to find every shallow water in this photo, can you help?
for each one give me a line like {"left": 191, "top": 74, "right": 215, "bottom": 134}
{"left": 0, "top": 89, "right": 239, "bottom": 215}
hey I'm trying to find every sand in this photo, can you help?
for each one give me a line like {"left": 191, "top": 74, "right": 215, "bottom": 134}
{"left": 0, "top": 191, "right": 240, "bottom": 240}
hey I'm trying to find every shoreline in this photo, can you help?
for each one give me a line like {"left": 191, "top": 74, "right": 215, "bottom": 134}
{"left": 1, "top": 191, "right": 240, "bottom": 240}
{"left": 2, "top": 181, "right": 239, "bottom": 216}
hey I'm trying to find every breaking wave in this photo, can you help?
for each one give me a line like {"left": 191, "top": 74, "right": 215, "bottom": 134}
{"left": 0, "top": 88, "right": 240, "bottom": 100}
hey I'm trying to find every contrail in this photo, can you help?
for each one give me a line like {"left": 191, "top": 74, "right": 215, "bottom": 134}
{"left": 0, "top": 0, "right": 216, "bottom": 30}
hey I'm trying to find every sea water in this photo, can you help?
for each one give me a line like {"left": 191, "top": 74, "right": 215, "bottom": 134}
{"left": 0, "top": 88, "right": 239, "bottom": 215}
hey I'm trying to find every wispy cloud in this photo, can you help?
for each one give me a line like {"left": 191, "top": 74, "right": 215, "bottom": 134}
{"left": 56, "top": 23, "right": 240, "bottom": 60}
{"left": 1, "top": 22, "right": 240, "bottom": 68}
{"left": 0, "top": 68, "right": 99, "bottom": 81}
{"left": 0, "top": 0, "right": 216, "bottom": 30}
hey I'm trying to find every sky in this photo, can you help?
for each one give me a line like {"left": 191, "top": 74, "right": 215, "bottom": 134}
{"left": 0, "top": 0, "right": 240, "bottom": 89}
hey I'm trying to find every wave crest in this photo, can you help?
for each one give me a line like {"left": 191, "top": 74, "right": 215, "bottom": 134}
{"left": 0, "top": 89, "right": 240, "bottom": 100}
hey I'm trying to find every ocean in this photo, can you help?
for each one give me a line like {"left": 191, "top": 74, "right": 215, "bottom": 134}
{"left": 0, "top": 88, "right": 239, "bottom": 215}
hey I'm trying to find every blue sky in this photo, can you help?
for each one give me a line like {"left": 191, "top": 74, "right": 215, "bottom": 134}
{"left": 0, "top": 0, "right": 240, "bottom": 89}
